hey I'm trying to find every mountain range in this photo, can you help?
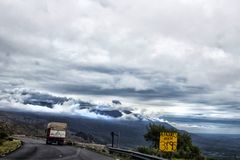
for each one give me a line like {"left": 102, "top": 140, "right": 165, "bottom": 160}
{"left": 0, "top": 89, "right": 240, "bottom": 159}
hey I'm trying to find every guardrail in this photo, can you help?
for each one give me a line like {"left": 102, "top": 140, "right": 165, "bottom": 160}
{"left": 108, "top": 147, "right": 167, "bottom": 160}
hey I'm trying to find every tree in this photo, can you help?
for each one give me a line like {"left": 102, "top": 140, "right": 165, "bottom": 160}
{"left": 143, "top": 123, "right": 203, "bottom": 159}
{"left": 178, "top": 132, "right": 192, "bottom": 151}
{"left": 144, "top": 123, "right": 175, "bottom": 148}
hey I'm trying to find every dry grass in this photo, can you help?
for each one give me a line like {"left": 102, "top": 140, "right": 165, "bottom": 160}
{"left": 0, "top": 139, "right": 21, "bottom": 156}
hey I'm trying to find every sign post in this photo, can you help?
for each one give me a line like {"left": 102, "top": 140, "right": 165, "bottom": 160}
{"left": 110, "top": 132, "right": 119, "bottom": 148}
{"left": 159, "top": 132, "right": 178, "bottom": 159}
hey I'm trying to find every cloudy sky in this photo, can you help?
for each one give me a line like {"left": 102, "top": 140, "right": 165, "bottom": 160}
{"left": 0, "top": 0, "right": 240, "bottom": 133}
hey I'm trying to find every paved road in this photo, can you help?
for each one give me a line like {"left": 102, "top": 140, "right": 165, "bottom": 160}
{"left": 1, "top": 137, "right": 113, "bottom": 160}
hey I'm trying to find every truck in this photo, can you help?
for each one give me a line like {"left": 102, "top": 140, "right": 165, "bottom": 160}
{"left": 46, "top": 122, "right": 67, "bottom": 145}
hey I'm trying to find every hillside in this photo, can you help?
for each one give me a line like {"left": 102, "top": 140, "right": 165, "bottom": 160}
{"left": 0, "top": 111, "right": 170, "bottom": 147}
{"left": 0, "top": 112, "right": 46, "bottom": 136}
{"left": 1, "top": 111, "right": 240, "bottom": 160}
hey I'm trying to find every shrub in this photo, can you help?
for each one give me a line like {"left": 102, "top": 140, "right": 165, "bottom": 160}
{"left": 0, "top": 132, "right": 8, "bottom": 139}
{"left": 7, "top": 137, "right": 14, "bottom": 141}
{"left": 0, "top": 140, "right": 21, "bottom": 156}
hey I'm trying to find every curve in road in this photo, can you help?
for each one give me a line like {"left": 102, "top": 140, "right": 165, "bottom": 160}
{"left": 1, "top": 137, "right": 113, "bottom": 160}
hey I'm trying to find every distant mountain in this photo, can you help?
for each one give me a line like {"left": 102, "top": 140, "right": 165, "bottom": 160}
{"left": 0, "top": 89, "right": 159, "bottom": 121}
{"left": 0, "top": 89, "right": 174, "bottom": 147}
{"left": 0, "top": 111, "right": 173, "bottom": 148}
{"left": 1, "top": 89, "right": 239, "bottom": 159}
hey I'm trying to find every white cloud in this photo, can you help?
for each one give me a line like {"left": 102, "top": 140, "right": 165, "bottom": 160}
{"left": 0, "top": 0, "right": 240, "bottom": 133}
{"left": 0, "top": 88, "right": 239, "bottom": 133}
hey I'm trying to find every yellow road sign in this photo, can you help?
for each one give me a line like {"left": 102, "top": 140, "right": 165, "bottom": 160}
{"left": 159, "top": 132, "right": 177, "bottom": 152}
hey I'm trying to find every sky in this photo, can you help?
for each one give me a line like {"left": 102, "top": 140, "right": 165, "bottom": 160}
{"left": 0, "top": 0, "right": 240, "bottom": 134}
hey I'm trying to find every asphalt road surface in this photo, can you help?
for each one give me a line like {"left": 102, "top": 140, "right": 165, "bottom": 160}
{"left": 1, "top": 137, "right": 113, "bottom": 160}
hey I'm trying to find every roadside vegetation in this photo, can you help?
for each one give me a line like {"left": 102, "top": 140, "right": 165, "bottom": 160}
{"left": 0, "top": 138, "right": 21, "bottom": 156}
{"left": 0, "top": 122, "right": 21, "bottom": 156}
{"left": 137, "top": 123, "right": 205, "bottom": 160}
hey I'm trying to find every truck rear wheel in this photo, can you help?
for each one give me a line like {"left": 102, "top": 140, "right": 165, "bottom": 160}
{"left": 46, "top": 140, "right": 52, "bottom": 145}
{"left": 57, "top": 141, "right": 64, "bottom": 145}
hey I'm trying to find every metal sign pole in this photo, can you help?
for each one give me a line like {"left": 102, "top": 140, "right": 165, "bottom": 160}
{"left": 111, "top": 132, "right": 114, "bottom": 147}
{"left": 170, "top": 152, "right": 173, "bottom": 160}
{"left": 118, "top": 131, "right": 120, "bottom": 148}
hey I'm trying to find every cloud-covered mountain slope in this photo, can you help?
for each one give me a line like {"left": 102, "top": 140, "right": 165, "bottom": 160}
{"left": 0, "top": 88, "right": 158, "bottom": 121}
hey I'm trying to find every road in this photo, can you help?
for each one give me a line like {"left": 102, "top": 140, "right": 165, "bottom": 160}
{"left": 1, "top": 137, "right": 113, "bottom": 160}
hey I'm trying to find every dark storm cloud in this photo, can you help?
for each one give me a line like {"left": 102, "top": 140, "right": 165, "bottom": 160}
{"left": 73, "top": 64, "right": 129, "bottom": 75}
{"left": 45, "top": 80, "right": 209, "bottom": 101}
